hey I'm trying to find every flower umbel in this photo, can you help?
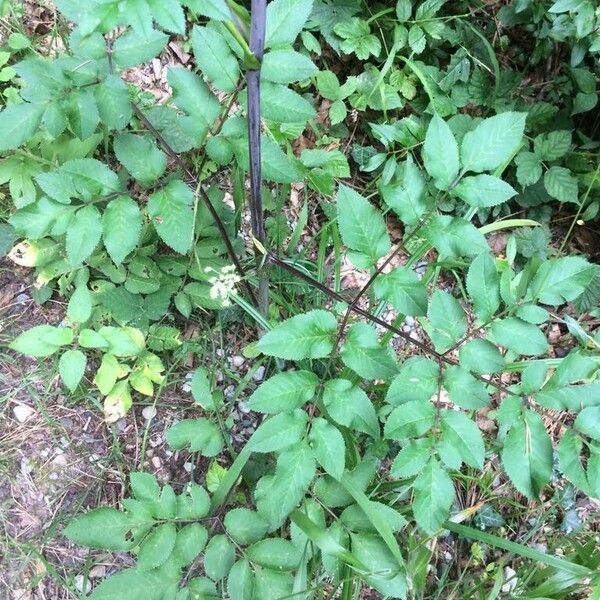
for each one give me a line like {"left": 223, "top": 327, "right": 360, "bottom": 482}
{"left": 205, "top": 265, "right": 241, "bottom": 307}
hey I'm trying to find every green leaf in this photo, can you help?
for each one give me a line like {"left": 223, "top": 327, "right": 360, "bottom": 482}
{"left": 247, "top": 409, "right": 307, "bottom": 453}
{"left": 262, "top": 49, "right": 317, "bottom": 84}
{"left": 59, "top": 349, "right": 86, "bottom": 392}
{"left": 533, "top": 130, "right": 571, "bottom": 161}
{"left": 224, "top": 508, "right": 269, "bottom": 545}
{"left": 422, "top": 114, "right": 459, "bottom": 190}
{"left": 257, "top": 309, "right": 336, "bottom": 360}
{"left": 515, "top": 151, "right": 542, "bottom": 187}
{"left": 192, "top": 25, "right": 239, "bottom": 92}
{"left": 67, "top": 284, "right": 93, "bottom": 323}
{"left": 137, "top": 522, "right": 176, "bottom": 571}
{"left": 460, "top": 112, "right": 526, "bottom": 173}
{"left": 130, "top": 471, "right": 160, "bottom": 501}
{"left": 246, "top": 539, "right": 302, "bottom": 571}
{"left": 373, "top": 266, "right": 427, "bottom": 316}
{"left": 186, "top": 0, "right": 233, "bottom": 20}
{"left": 574, "top": 406, "right": 600, "bottom": 440}
{"left": 172, "top": 523, "right": 208, "bottom": 567}
{"left": 340, "top": 323, "right": 398, "bottom": 380}
{"left": 444, "top": 365, "right": 490, "bottom": 409}
{"left": 67, "top": 88, "right": 99, "bottom": 139}
{"left": 529, "top": 256, "right": 596, "bottom": 305}
{"left": 336, "top": 184, "right": 390, "bottom": 268}
{"left": 148, "top": 179, "right": 194, "bottom": 254}
{"left": 423, "top": 215, "right": 488, "bottom": 257}
{"left": 113, "top": 29, "right": 169, "bottom": 70}
{"left": 309, "top": 417, "right": 345, "bottom": 480}
{"left": 491, "top": 317, "right": 549, "bottom": 356}
{"left": 385, "top": 400, "right": 435, "bottom": 439}
{"left": 227, "top": 560, "right": 254, "bottom": 600}
{"left": 66, "top": 205, "right": 102, "bottom": 265}
{"left": 114, "top": 133, "right": 166, "bottom": 186}
{"left": 191, "top": 367, "right": 215, "bottom": 410}
{"left": 147, "top": 0, "right": 185, "bottom": 34}
{"left": 502, "top": 409, "right": 553, "bottom": 499}
{"left": 391, "top": 439, "right": 433, "bottom": 478}
{"left": 88, "top": 569, "right": 171, "bottom": 600}
{"left": 165, "top": 418, "right": 223, "bottom": 456}
{"left": 102, "top": 196, "right": 142, "bottom": 264}
{"left": 459, "top": 338, "right": 505, "bottom": 374}
{"left": 350, "top": 534, "right": 408, "bottom": 599}
{"left": 439, "top": 410, "right": 484, "bottom": 469}
{"left": 412, "top": 457, "right": 454, "bottom": 533}
{"left": 454, "top": 174, "right": 517, "bottom": 207}
{"left": 544, "top": 166, "right": 578, "bottom": 203}
{"left": 323, "top": 378, "right": 379, "bottom": 438}
{"left": 10, "top": 325, "right": 73, "bottom": 358}
{"left": 253, "top": 569, "right": 293, "bottom": 599}
{"left": 0, "top": 102, "right": 45, "bottom": 151}
{"left": 204, "top": 534, "right": 235, "bottom": 581}
{"left": 386, "top": 357, "right": 439, "bottom": 405}
{"left": 258, "top": 82, "right": 316, "bottom": 123}
{"left": 265, "top": 0, "right": 314, "bottom": 48}
{"left": 63, "top": 507, "right": 133, "bottom": 551}
{"left": 167, "top": 67, "right": 220, "bottom": 137}
{"left": 248, "top": 370, "right": 318, "bottom": 414}
{"left": 426, "top": 290, "right": 467, "bottom": 352}
{"left": 466, "top": 251, "right": 500, "bottom": 322}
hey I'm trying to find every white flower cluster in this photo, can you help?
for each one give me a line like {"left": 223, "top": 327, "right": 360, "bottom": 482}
{"left": 205, "top": 264, "right": 241, "bottom": 307}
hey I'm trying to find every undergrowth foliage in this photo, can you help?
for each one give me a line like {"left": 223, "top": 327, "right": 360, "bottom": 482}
{"left": 1, "top": 0, "right": 600, "bottom": 598}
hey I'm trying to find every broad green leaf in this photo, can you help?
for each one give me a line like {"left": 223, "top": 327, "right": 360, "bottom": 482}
{"left": 248, "top": 370, "right": 319, "bottom": 413}
{"left": 102, "top": 196, "right": 142, "bottom": 264}
{"left": 412, "top": 457, "right": 454, "bottom": 533}
{"left": 88, "top": 569, "right": 171, "bottom": 600}
{"left": 227, "top": 560, "right": 254, "bottom": 600}
{"left": 63, "top": 507, "right": 133, "bottom": 551}
{"left": 147, "top": 0, "right": 185, "bottom": 34}
{"left": 257, "top": 309, "right": 336, "bottom": 359}
{"left": 466, "top": 251, "right": 500, "bottom": 322}
{"left": 147, "top": 179, "right": 194, "bottom": 254}
{"left": 186, "top": 0, "right": 233, "bottom": 20}
{"left": 112, "top": 29, "right": 169, "bottom": 70}
{"left": 172, "top": 523, "right": 207, "bottom": 567}
{"left": 10, "top": 325, "right": 73, "bottom": 358}
{"left": 574, "top": 406, "right": 600, "bottom": 440}
{"left": 59, "top": 349, "right": 86, "bottom": 392}
{"left": 167, "top": 67, "right": 220, "bottom": 137}
{"left": 454, "top": 174, "right": 517, "bottom": 207}
{"left": 340, "top": 323, "right": 398, "bottom": 380}
{"left": 340, "top": 502, "right": 406, "bottom": 533}
{"left": 386, "top": 357, "right": 439, "bottom": 405}
{"left": 529, "top": 256, "right": 596, "bottom": 305}
{"left": 491, "top": 317, "right": 549, "bottom": 356}
{"left": 439, "top": 410, "right": 484, "bottom": 469}
{"left": 422, "top": 114, "right": 459, "bottom": 189}
{"left": 79, "top": 329, "right": 109, "bottom": 350}
{"left": 265, "top": 0, "right": 314, "bottom": 48}
{"left": 114, "top": 133, "right": 166, "bottom": 186}
{"left": 515, "top": 151, "right": 542, "bottom": 187}
{"left": 94, "top": 353, "right": 120, "bottom": 395}
{"left": 165, "top": 418, "right": 223, "bottom": 456}
{"left": 391, "top": 439, "right": 433, "bottom": 478}
{"left": 459, "top": 338, "right": 505, "bottom": 374}
{"left": 258, "top": 82, "right": 316, "bottom": 123}
{"left": 558, "top": 430, "right": 594, "bottom": 496}
{"left": 323, "top": 378, "right": 380, "bottom": 438}
{"left": 336, "top": 184, "right": 391, "bottom": 268}
{"left": 224, "top": 508, "right": 269, "bottom": 545}
{"left": 262, "top": 49, "right": 317, "bottom": 84}
{"left": 66, "top": 205, "right": 102, "bottom": 265}
{"left": 384, "top": 400, "right": 435, "bottom": 439}
{"left": 191, "top": 366, "right": 216, "bottom": 410}
{"left": 460, "top": 112, "right": 526, "bottom": 173}
{"left": 533, "top": 130, "right": 571, "bottom": 161}
{"left": 204, "top": 534, "right": 235, "bottom": 581}
{"left": 253, "top": 569, "right": 293, "bottom": 600}
{"left": 67, "top": 284, "right": 93, "bottom": 323}
{"left": 248, "top": 409, "right": 307, "bottom": 453}
{"left": 137, "top": 522, "right": 176, "bottom": 571}
{"left": 373, "top": 266, "right": 427, "bottom": 316}
{"left": 67, "top": 88, "right": 99, "bottom": 139}
{"left": 444, "top": 365, "right": 490, "bottom": 409}
{"left": 426, "top": 290, "right": 467, "bottom": 352}
{"left": 423, "top": 215, "right": 488, "bottom": 257}
{"left": 350, "top": 533, "right": 408, "bottom": 598}
{"left": 192, "top": 25, "right": 239, "bottom": 92}
{"left": 544, "top": 166, "right": 578, "bottom": 203}
{"left": 98, "top": 326, "right": 145, "bottom": 356}
{"left": 0, "top": 102, "right": 45, "bottom": 151}
{"left": 502, "top": 409, "right": 553, "bottom": 499}
{"left": 309, "top": 417, "right": 345, "bottom": 480}
{"left": 246, "top": 539, "right": 302, "bottom": 571}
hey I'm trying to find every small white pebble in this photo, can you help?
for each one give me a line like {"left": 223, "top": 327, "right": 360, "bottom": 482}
{"left": 74, "top": 575, "right": 92, "bottom": 594}
{"left": 89, "top": 565, "right": 105, "bottom": 579}
{"left": 183, "top": 462, "right": 193, "bottom": 473}
{"left": 239, "top": 400, "right": 251, "bottom": 414}
{"left": 253, "top": 366, "right": 265, "bottom": 381}
{"left": 52, "top": 454, "right": 68, "bottom": 467}
{"left": 142, "top": 406, "right": 157, "bottom": 421}
{"left": 151, "top": 456, "right": 161, "bottom": 469}
{"left": 181, "top": 383, "right": 191, "bottom": 393}
{"left": 13, "top": 404, "right": 35, "bottom": 423}
{"left": 501, "top": 566, "right": 518, "bottom": 593}
{"left": 231, "top": 355, "right": 245, "bottom": 367}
